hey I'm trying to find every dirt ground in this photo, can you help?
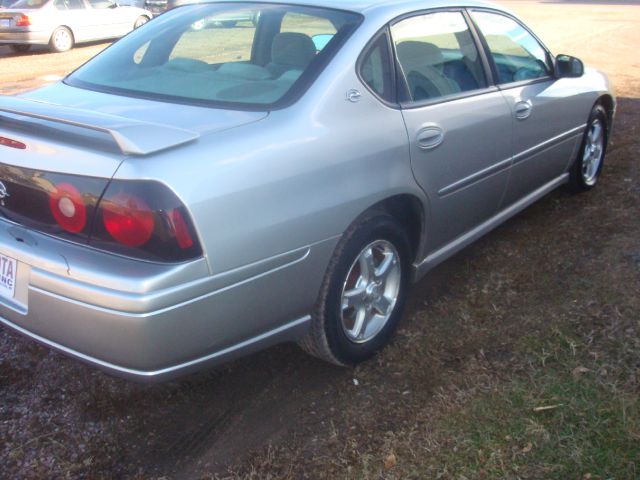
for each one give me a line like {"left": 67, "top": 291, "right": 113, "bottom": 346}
{"left": 0, "top": 1, "right": 639, "bottom": 478}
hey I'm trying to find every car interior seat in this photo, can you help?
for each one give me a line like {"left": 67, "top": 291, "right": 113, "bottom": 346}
{"left": 447, "top": 35, "right": 485, "bottom": 90}
{"left": 266, "top": 32, "right": 317, "bottom": 78}
{"left": 396, "top": 41, "right": 461, "bottom": 101}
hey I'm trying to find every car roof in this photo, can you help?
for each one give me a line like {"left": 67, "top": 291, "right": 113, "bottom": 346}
{"left": 217, "top": 0, "right": 509, "bottom": 16}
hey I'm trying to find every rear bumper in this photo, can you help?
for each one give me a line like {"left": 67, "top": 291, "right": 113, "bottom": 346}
{"left": 0, "top": 305, "right": 312, "bottom": 382}
{"left": 0, "top": 220, "right": 336, "bottom": 381}
{"left": 0, "top": 30, "right": 50, "bottom": 45}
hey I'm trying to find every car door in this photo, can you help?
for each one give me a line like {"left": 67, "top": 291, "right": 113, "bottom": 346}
{"left": 83, "top": 0, "right": 130, "bottom": 40}
{"left": 469, "top": 10, "right": 585, "bottom": 206}
{"left": 391, "top": 10, "right": 513, "bottom": 251}
{"left": 52, "top": 0, "right": 89, "bottom": 41}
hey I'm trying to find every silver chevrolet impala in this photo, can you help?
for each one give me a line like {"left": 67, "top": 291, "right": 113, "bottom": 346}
{"left": 0, "top": 0, "right": 615, "bottom": 381}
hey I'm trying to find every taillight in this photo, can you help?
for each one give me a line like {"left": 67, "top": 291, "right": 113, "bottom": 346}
{"left": 102, "top": 193, "right": 155, "bottom": 247}
{"left": 48, "top": 182, "right": 87, "bottom": 233}
{"left": 169, "top": 209, "right": 194, "bottom": 249}
{"left": 0, "top": 163, "right": 201, "bottom": 263}
{"left": 91, "top": 180, "right": 201, "bottom": 262}
{"left": 0, "top": 136, "right": 26, "bottom": 150}
{"left": 15, "top": 15, "right": 31, "bottom": 27}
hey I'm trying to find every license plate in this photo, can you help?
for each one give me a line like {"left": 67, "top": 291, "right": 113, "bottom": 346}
{"left": 0, "top": 19, "right": 10, "bottom": 28}
{"left": 0, "top": 254, "right": 17, "bottom": 300}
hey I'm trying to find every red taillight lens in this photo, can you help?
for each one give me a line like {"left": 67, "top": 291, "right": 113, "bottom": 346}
{"left": 170, "top": 209, "right": 194, "bottom": 249}
{"left": 102, "top": 193, "right": 155, "bottom": 247}
{"left": 90, "top": 180, "right": 202, "bottom": 262}
{"left": 0, "top": 136, "right": 26, "bottom": 150}
{"left": 48, "top": 182, "right": 87, "bottom": 233}
{"left": 15, "top": 15, "right": 31, "bottom": 27}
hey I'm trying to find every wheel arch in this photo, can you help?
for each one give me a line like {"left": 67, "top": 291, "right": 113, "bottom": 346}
{"left": 350, "top": 194, "right": 426, "bottom": 265}
{"left": 597, "top": 94, "right": 615, "bottom": 126}
{"left": 54, "top": 25, "right": 74, "bottom": 38}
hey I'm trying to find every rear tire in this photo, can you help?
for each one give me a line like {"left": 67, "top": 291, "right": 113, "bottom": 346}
{"left": 567, "top": 104, "right": 608, "bottom": 193}
{"left": 299, "top": 213, "right": 411, "bottom": 366}
{"left": 49, "top": 27, "right": 74, "bottom": 53}
{"left": 10, "top": 44, "right": 31, "bottom": 53}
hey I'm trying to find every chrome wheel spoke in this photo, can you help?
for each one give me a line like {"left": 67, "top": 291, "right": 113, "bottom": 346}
{"left": 372, "top": 295, "right": 392, "bottom": 316}
{"left": 349, "top": 307, "right": 369, "bottom": 340}
{"left": 590, "top": 122, "right": 602, "bottom": 144}
{"left": 358, "top": 247, "right": 376, "bottom": 281}
{"left": 582, "top": 139, "right": 592, "bottom": 163}
{"left": 342, "top": 286, "right": 366, "bottom": 310}
{"left": 374, "top": 252, "right": 394, "bottom": 280}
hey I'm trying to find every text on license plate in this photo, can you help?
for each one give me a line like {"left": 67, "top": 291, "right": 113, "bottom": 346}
{"left": 0, "top": 254, "right": 17, "bottom": 300}
{"left": 0, "top": 19, "right": 11, "bottom": 28}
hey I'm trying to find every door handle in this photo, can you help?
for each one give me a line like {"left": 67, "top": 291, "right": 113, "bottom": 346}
{"left": 514, "top": 100, "right": 533, "bottom": 120}
{"left": 417, "top": 125, "right": 444, "bottom": 150}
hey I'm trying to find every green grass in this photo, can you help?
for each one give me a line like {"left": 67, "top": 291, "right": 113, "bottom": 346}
{"left": 438, "top": 362, "right": 639, "bottom": 479}
{"left": 327, "top": 324, "right": 640, "bottom": 480}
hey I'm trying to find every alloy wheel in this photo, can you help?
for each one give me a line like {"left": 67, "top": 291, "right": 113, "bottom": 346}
{"left": 340, "top": 240, "right": 401, "bottom": 344}
{"left": 582, "top": 119, "right": 605, "bottom": 186}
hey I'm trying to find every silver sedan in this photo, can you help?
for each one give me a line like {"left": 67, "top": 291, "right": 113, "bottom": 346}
{"left": 0, "top": 0, "right": 614, "bottom": 381}
{"left": 0, "top": 0, "right": 151, "bottom": 52}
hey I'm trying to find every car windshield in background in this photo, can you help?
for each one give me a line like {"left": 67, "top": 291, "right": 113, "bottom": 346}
{"left": 66, "top": 3, "right": 362, "bottom": 109}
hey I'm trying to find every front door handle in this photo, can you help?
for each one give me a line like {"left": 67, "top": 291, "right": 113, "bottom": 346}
{"left": 417, "top": 124, "right": 444, "bottom": 150}
{"left": 514, "top": 100, "right": 533, "bottom": 120}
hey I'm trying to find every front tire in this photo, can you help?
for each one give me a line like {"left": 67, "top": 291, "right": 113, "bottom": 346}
{"left": 49, "top": 27, "right": 74, "bottom": 53}
{"left": 299, "top": 213, "right": 411, "bottom": 366}
{"left": 567, "top": 104, "right": 608, "bottom": 192}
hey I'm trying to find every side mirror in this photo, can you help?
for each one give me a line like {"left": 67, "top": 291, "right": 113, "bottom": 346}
{"left": 555, "top": 54, "right": 584, "bottom": 78}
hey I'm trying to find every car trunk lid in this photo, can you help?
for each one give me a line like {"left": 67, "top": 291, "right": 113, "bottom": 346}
{"left": 0, "top": 83, "right": 268, "bottom": 177}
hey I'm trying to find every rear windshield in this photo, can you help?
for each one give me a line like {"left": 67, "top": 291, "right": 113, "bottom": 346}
{"left": 10, "top": 0, "right": 48, "bottom": 8}
{"left": 66, "top": 3, "right": 361, "bottom": 109}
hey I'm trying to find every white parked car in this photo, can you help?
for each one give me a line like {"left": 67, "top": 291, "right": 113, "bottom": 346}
{"left": 0, "top": 0, "right": 151, "bottom": 52}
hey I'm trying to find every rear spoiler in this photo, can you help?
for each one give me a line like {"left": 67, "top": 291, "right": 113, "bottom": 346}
{"left": 0, "top": 96, "right": 199, "bottom": 156}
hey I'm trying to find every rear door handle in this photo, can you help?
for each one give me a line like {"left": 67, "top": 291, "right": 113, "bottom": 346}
{"left": 417, "top": 124, "right": 444, "bottom": 150}
{"left": 514, "top": 100, "right": 533, "bottom": 120}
